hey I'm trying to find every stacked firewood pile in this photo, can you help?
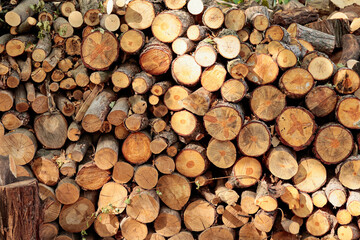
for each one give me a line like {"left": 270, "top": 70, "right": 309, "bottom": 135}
{"left": 3, "top": 0, "right": 360, "bottom": 239}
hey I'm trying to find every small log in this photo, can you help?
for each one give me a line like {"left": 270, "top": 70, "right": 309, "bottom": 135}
{"left": 305, "top": 86, "right": 338, "bottom": 117}
{"left": 34, "top": 112, "right": 68, "bottom": 149}
{"left": 82, "top": 89, "right": 116, "bottom": 133}
{"left": 6, "top": 34, "right": 36, "bottom": 57}
{"left": 151, "top": 81, "right": 172, "bottom": 96}
{"left": 94, "top": 134, "right": 119, "bottom": 170}
{"left": 68, "top": 11, "right": 83, "bottom": 28}
{"left": 4, "top": 0, "right": 38, "bottom": 27}
{"left": 154, "top": 154, "right": 175, "bottom": 174}
{"left": 0, "top": 128, "right": 37, "bottom": 165}
{"left": 54, "top": 94, "right": 75, "bottom": 117}
{"left": 312, "top": 190, "right": 328, "bottom": 208}
{"left": 122, "top": 132, "right": 151, "bottom": 164}
{"left": 293, "top": 158, "right": 327, "bottom": 193}
{"left": 70, "top": 62, "right": 89, "bottom": 87}
{"left": 237, "top": 120, "right": 271, "bottom": 157}
{"left": 199, "top": 226, "right": 235, "bottom": 240}
{"left": 255, "top": 179, "right": 278, "bottom": 212}
{"left": 239, "top": 222, "right": 267, "bottom": 240}
{"left": 124, "top": 0, "right": 156, "bottom": 30}
{"left": 59, "top": 197, "right": 95, "bottom": 233}
{"left": 79, "top": 0, "right": 101, "bottom": 26}
{"left": 32, "top": 34, "right": 51, "bottom": 62}
{"left": 203, "top": 101, "right": 244, "bottom": 141}
{"left": 336, "top": 96, "right": 360, "bottom": 130}
{"left": 90, "top": 71, "right": 111, "bottom": 85}
{"left": 65, "top": 35, "right": 81, "bottom": 56}
{"left": 333, "top": 68, "right": 360, "bottom": 95}
{"left": 306, "top": 209, "right": 336, "bottom": 237}
{"left": 112, "top": 160, "right": 134, "bottom": 184}
{"left": 60, "top": 1, "right": 76, "bottom": 17}
{"left": 254, "top": 210, "right": 277, "bottom": 233}
{"left": 187, "top": 25, "right": 209, "bottom": 41}
{"left": 246, "top": 53, "right": 279, "bottom": 85}
{"left": 154, "top": 207, "right": 181, "bottom": 237}
{"left": 202, "top": 6, "right": 224, "bottom": 30}
{"left": 55, "top": 177, "right": 80, "bottom": 205}
{"left": 175, "top": 143, "right": 209, "bottom": 178}
{"left": 280, "top": 184, "right": 300, "bottom": 209}
{"left": 156, "top": 173, "right": 191, "bottom": 210}
{"left": 172, "top": 37, "right": 195, "bottom": 55}
{"left": 60, "top": 158, "right": 76, "bottom": 177}
{"left": 182, "top": 87, "right": 214, "bottom": 116}
{"left": 292, "top": 192, "right": 313, "bottom": 218}
{"left": 279, "top": 67, "right": 314, "bottom": 98}
{"left": 14, "top": 84, "right": 29, "bottom": 112}
{"left": 227, "top": 58, "right": 249, "bottom": 80}
{"left": 112, "top": 61, "right": 140, "bottom": 89}
{"left": 1, "top": 111, "right": 30, "bottom": 130}
{"left": 201, "top": 63, "right": 227, "bottom": 92}
{"left": 94, "top": 213, "right": 119, "bottom": 237}
{"left": 171, "top": 110, "right": 204, "bottom": 142}
{"left": 215, "top": 180, "right": 239, "bottom": 206}
{"left": 171, "top": 54, "right": 202, "bottom": 87}
{"left": 325, "top": 177, "right": 347, "bottom": 208}
{"left": 164, "top": 0, "right": 186, "bottom": 10}
{"left": 119, "top": 29, "right": 145, "bottom": 54}
{"left": 114, "top": 123, "right": 130, "bottom": 140}
{"left": 134, "top": 164, "right": 158, "bottom": 190}
{"left": 183, "top": 199, "right": 215, "bottom": 232}
{"left": 0, "top": 90, "right": 14, "bottom": 112}
{"left": 241, "top": 191, "right": 259, "bottom": 214}
{"left": 214, "top": 29, "right": 241, "bottom": 59}
{"left": 288, "top": 23, "right": 336, "bottom": 54}
{"left": 43, "top": 48, "right": 63, "bottom": 72}
{"left": 31, "top": 150, "right": 60, "bottom": 186}
{"left": 0, "top": 34, "right": 13, "bottom": 54}
{"left": 100, "top": 14, "right": 120, "bottom": 32}
{"left": 98, "top": 181, "right": 128, "bottom": 214}
{"left": 81, "top": 30, "right": 119, "bottom": 71}
{"left": 245, "top": 6, "right": 270, "bottom": 31}
{"left": 338, "top": 223, "right": 360, "bottom": 240}
{"left": 132, "top": 71, "right": 155, "bottom": 94}
{"left": 337, "top": 209, "right": 352, "bottom": 225}
{"left": 139, "top": 38, "right": 172, "bottom": 75}
{"left": 206, "top": 138, "right": 236, "bottom": 169}
{"left": 152, "top": 10, "right": 194, "bottom": 43}
{"left": 222, "top": 204, "right": 249, "bottom": 229}
{"left": 75, "top": 160, "right": 111, "bottom": 190}
{"left": 225, "top": 7, "right": 246, "bottom": 31}
{"left": 265, "top": 145, "right": 298, "bottom": 180}
{"left": 67, "top": 121, "right": 82, "bottom": 142}
{"left": 53, "top": 17, "right": 74, "bottom": 38}
{"left": 194, "top": 40, "right": 217, "bottom": 67}
{"left": 38, "top": 183, "right": 62, "bottom": 223}
{"left": 150, "top": 130, "right": 177, "bottom": 154}
{"left": 314, "top": 123, "right": 353, "bottom": 165}
{"left": 346, "top": 191, "right": 360, "bottom": 216}
{"left": 120, "top": 217, "right": 148, "bottom": 240}
{"left": 226, "top": 157, "right": 262, "bottom": 189}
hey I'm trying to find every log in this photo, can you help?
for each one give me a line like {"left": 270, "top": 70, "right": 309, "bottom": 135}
{"left": 203, "top": 101, "right": 244, "bottom": 141}
{"left": 206, "top": 138, "right": 236, "bottom": 169}
{"left": 124, "top": 0, "right": 156, "bottom": 30}
{"left": 120, "top": 217, "right": 148, "bottom": 240}
{"left": 55, "top": 178, "right": 80, "bottom": 205}
{"left": 325, "top": 177, "right": 347, "bottom": 208}
{"left": 134, "top": 164, "right": 158, "bottom": 190}
{"left": 237, "top": 120, "right": 271, "bottom": 157}
{"left": 82, "top": 89, "right": 116, "bottom": 133}
{"left": 333, "top": 68, "right": 360, "bottom": 94}
{"left": 183, "top": 199, "right": 215, "bottom": 232}
{"left": 202, "top": 6, "right": 224, "bottom": 29}
{"left": 171, "top": 110, "right": 204, "bottom": 141}
{"left": 153, "top": 207, "right": 181, "bottom": 237}
{"left": 34, "top": 112, "right": 68, "bottom": 149}
{"left": 120, "top": 29, "right": 145, "bottom": 54}
{"left": 199, "top": 226, "right": 235, "bottom": 240}
{"left": 313, "top": 190, "right": 328, "bottom": 208}
{"left": 226, "top": 157, "right": 262, "bottom": 189}
{"left": 265, "top": 145, "right": 298, "bottom": 180}
{"left": 38, "top": 183, "right": 62, "bottom": 223}
{"left": 172, "top": 37, "right": 195, "bottom": 55}
{"left": 288, "top": 23, "right": 336, "bottom": 54}
{"left": 81, "top": 30, "right": 119, "bottom": 71}
{"left": 254, "top": 210, "right": 277, "bottom": 233}
{"left": 31, "top": 149, "right": 60, "bottom": 186}
{"left": 292, "top": 192, "right": 313, "bottom": 218}
{"left": 152, "top": 10, "right": 194, "bottom": 43}
{"left": 293, "top": 158, "right": 327, "bottom": 193}
{"left": 112, "top": 61, "right": 141, "bottom": 89}
{"left": 336, "top": 96, "right": 360, "bottom": 130}
{"left": 126, "top": 187, "right": 160, "bottom": 223}
{"left": 187, "top": 25, "right": 209, "bottom": 41}
{"left": 94, "top": 213, "right": 119, "bottom": 237}
{"left": 59, "top": 197, "right": 95, "bottom": 233}
{"left": 194, "top": 40, "right": 217, "bottom": 67}
{"left": 281, "top": 184, "right": 300, "bottom": 210}
{"left": 1, "top": 110, "right": 30, "bottom": 130}
{"left": 0, "top": 178, "right": 41, "bottom": 240}
{"left": 171, "top": 54, "right": 202, "bottom": 87}
{"left": 156, "top": 173, "right": 191, "bottom": 210}
{"left": 4, "top": 0, "right": 38, "bottom": 27}
{"left": 246, "top": 53, "right": 279, "bottom": 85}
{"left": 182, "top": 87, "right": 214, "bottom": 116}
{"left": 337, "top": 208, "right": 352, "bottom": 225}
{"left": 122, "top": 132, "right": 151, "bottom": 164}
{"left": 347, "top": 191, "right": 360, "bottom": 216}
{"left": 222, "top": 204, "right": 249, "bottom": 229}
{"left": 306, "top": 209, "right": 336, "bottom": 236}
{"left": 6, "top": 35, "right": 36, "bottom": 57}
{"left": 75, "top": 160, "right": 111, "bottom": 190}
{"left": 94, "top": 134, "right": 119, "bottom": 170}
{"left": 245, "top": 6, "right": 270, "bottom": 31}
{"left": 98, "top": 181, "right": 128, "bottom": 214}
{"left": 305, "top": 86, "right": 338, "bottom": 117}
{"left": 175, "top": 143, "right": 209, "bottom": 178}
{"left": 139, "top": 38, "right": 172, "bottom": 75}
{"left": 239, "top": 222, "right": 267, "bottom": 240}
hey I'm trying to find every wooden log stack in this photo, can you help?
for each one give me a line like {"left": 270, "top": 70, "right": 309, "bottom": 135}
{"left": 2, "top": 0, "right": 360, "bottom": 239}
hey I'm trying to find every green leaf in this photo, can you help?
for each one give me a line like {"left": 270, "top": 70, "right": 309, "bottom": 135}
{"left": 125, "top": 198, "right": 131, "bottom": 205}
{"left": 109, "top": 101, "right": 115, "bottom": 108}
{"left": 337, "top": 63, "right": 345, "bottom": 68}
{"left": 156, "top": 190, "right": 162, "bottom": 196}
{"left": 195, "top": 181, "right": 201, "bottom": 189}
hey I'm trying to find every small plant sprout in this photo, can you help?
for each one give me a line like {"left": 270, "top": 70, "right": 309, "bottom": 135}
{"left": 156, "top": 190, "right": 162, "bottom": 196}
{"left": 125, "top": 198, "right": 131, "bottom": 205}
{"left": 195, "top": 181, "right": 201, "bottom": 189}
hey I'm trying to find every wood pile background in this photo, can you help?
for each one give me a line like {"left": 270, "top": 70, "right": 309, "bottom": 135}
{"left": 2, "top": 0, "right": 360, "bottom": 239}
